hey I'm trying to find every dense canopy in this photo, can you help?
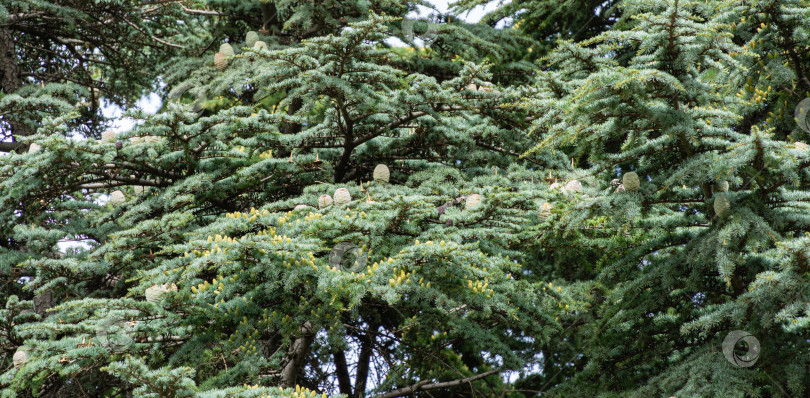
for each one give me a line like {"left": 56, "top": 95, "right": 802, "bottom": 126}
{"left": 2, "top": 0, "right": 810, "bottom": 397}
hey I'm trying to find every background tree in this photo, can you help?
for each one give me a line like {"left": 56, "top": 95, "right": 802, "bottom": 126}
{"left": 451, "top": 0, "right": 622, "bottom": 58}
{"left": 519, "top": 0, "right": 810, "bottom": 395}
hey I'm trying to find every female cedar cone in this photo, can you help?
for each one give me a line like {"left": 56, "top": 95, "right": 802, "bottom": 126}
{"left": 622, "top": 172, "right": 640, "bottom": 191}
{"left": 13, "top": 348, "right": 27, "bottom": 369}
{"left": 318, "top": 194, "right": 333, "bottom": 209}
{"left": 565, "top": 180, "right": 583, "bottom": 193}
{"left": 214, "top": 52, "right": 228, "bottom": 71}
{"left": 714, "top": 194, "right": 730, "bottom": 216}
{"left": 373, "top": 164, "right": 390, "bottom": 183}
{"left": 219, "top": 43, "right": 235, "bottom": 57}
{"left": 245, "top": 31, "right": 259, "bottom": 47}
{"left": 334, "top": 188, "right": 352, "bottom": 205}
{"left": 109, "top": 190, "right": 126, "bottom": 205}
{"left": 101, "top": 130, "right": 116, "bottom": 143}
{"left": 465, "top": 194, "right": 482, "bottom": 209}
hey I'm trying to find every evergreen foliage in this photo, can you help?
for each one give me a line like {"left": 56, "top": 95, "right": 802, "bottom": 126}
{"left": 2, "top": 0, "right": 810, "bottom": 397}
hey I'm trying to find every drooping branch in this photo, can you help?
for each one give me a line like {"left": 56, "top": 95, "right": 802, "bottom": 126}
{"left": 180, "top": 7, "right": 223, "bottom": 16}
{"left": 369, "top": 369, "right": 501, "bottom": 398}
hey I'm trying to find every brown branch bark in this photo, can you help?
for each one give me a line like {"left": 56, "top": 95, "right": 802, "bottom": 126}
{"left": 369, "top": 369, "right": 501, "bottom": 398}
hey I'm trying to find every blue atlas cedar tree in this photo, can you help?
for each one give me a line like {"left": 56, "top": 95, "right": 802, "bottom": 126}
{"left": 1, "top": 0, "right": 809, "bottom": 397}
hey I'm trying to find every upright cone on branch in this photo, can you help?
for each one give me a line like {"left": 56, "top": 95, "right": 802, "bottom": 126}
{"left": 622, "top": 172, "right": 640, "bottom": 191}
{"left": 219, "top": 43, "right": 234, "bottom": 57}
{"left": 145, "top": 283, "right": 177, "bottom": 304}
{"left": 101, "top": 130, "right": 116, "bottom": 143}
{"left": 538, "top": 202, "right": 552, "bottom": 220}
{"left": 465, "top": 194, "right": 482, "bottom": 209}
{"left": 13, "top": 348, "right": 28, "bottom": 369}
{"left": 245, "top": 31, "right": 259, "bottom": 47}
{"left": 373, "top": 164, "right": 390, "bottom": 183}
{"left": 714, "top": 180, "right": 729, "bottom": 192}
{"left": 334, "top": 188, "right": 352, "bottom": 205}
{"left": 565, "top": 180, "right": 583, "bottom": 194}
{"left": 714, "top": 194, "right": 730, "bottom": 217}
{"left": 318, "top": 195, "right": 333, "bottom": 209}
{"left": 214, "top": 52, "right": 228, "bottom": 71}
{"left": 109, "top": 190, "right": 126, "bottom": 206}
{"left": 253, "top": 41, "right": 269, "bottom": 51}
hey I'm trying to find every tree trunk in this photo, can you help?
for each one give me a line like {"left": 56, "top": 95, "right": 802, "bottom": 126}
{"left": 353, "top": 322, "right": 379, "bottom": 398}
{"left": 279, "top": 321, "right": 316, "bottom": 388}
{"left": 0, "top": 27, "right": 21, "bottom": 95}
{"left": 333, "top": 349, "right": 354, "bottom": 396}
{"left": 0, "top": 26, "right": 34, "bottom": 151}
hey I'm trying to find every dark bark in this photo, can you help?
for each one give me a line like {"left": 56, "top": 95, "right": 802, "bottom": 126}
{"left": 334, "top": 142, "right": 355, "bottom": 183}
{"left": 0, "top": 141, "right": 24, "bottom": 152}
{"left": 0, "top": 27, "right": 22, "bottom": 94}
{"left": 282, "top": 97, "right": 303, "bottom": 135}
{"left": 333, "top": 350, "right": 354, "bottom": 396}
{"left": 353, "top": 322, "right": 378, "bottom": 398}
{"left": 280, "top": 321, "right": 316, "bottom": 388}
{"left": 0, "top": 26, "right": 34, "bottom": 147}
